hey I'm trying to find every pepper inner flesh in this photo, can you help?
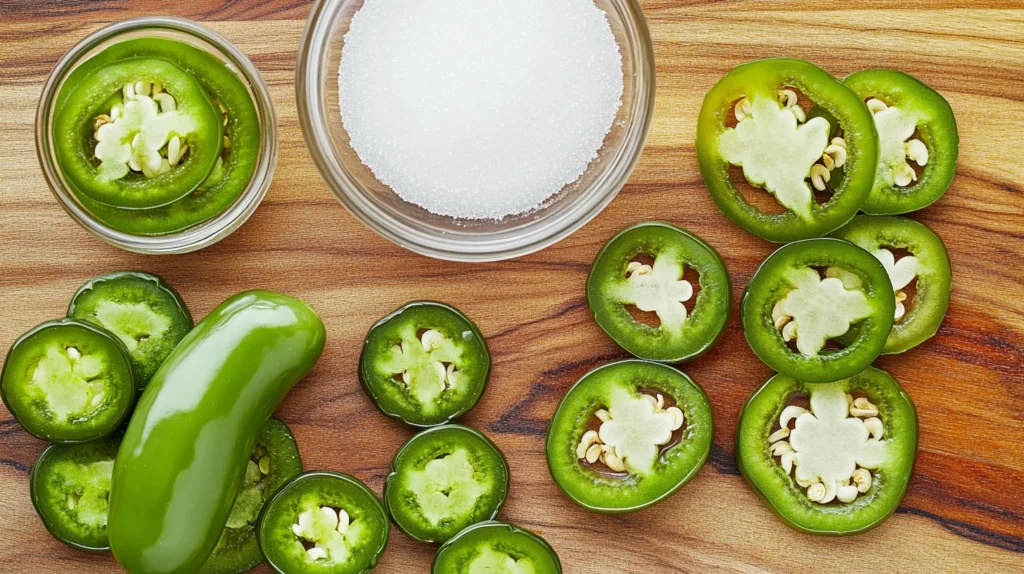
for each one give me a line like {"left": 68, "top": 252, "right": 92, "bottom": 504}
{"left": 380, "top": 328, "right": 465, "bottom": 411}
{"left": 771, "top": 267, "right": 872, "bottom": 356}
{"left": 866, "top": 98, "right": 929, "bottom": 188}
{"left": 407, "top": 449, "right": 487, "bottom": 526}
{"left": 291, "top": 501, "right": 365, "bottom": 564}
{"left": 609, "top": 252, "right": 695, "bottom": 330}
{"left": 466, "top": 545, "right": 535, "bottom": 574}
{"left": 826, "top": 248, "right": 919, "bottom": 322}
{"left": 575, "top": 388, "right": 684, "bottom": 476}
{"left": 91, "top": 299, "right": 170, "bottom": 353}
{"left": 53, "top": 458, "right": 114, "bottom": 530}
{"left": 30, "top": 344, "right": 109, "bottom": 422}
{"left": 769, "top": 384, "right": 888, "bottom": 504}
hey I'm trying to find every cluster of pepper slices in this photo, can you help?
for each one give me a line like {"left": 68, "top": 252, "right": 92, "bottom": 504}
{"left": 547, "top": 58, "right": 955, "bottom": 536}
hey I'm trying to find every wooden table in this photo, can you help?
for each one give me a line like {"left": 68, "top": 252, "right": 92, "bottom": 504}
{"left": 0, "top": 1, "right": 1021, "bottom": 572}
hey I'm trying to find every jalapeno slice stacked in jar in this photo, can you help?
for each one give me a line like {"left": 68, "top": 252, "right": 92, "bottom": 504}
{"left": 845, "top": 70, "right": 959, "bottom": 214}
{"left": 1, "top": 319, "right": 135, "bottom": 443}
{"left": 360, "top": 302, "right": 490, "bottom": 427}
{"left": 546, "top": 360, "right": 712, "bottom": 513}
{"left": 587, "top": 222, "right": 731, "bottom": 362}
{"left": 68, "top": 271, "right": 193, "bottom": 390}
{"left": 30, "top": 435, "right": 121, "bottom": 552}
{"left": 831, "top": 215, "right": 951, "bottom": 354}
{"left": 697, "top": 58, "right": 878, "bottom": 241}
{"left": 55, "top": 37, "right": 261, "bottom": 235}
{"left": 742, "top": 238, "right": 895, "bottom": 383}
{"left": 737, "top": 367, "right": 917, "bottom": 535}
{"left": 257, "top": 472, "right": 389, "bottom": 574}
{"left": 201, "top": 418, "right": 303, "bottom": 574}
{"left": 432, "top": 521, "right": 561, "bottom": 574}
{"left": 384, "top": 425, "right": 509, "bottom": 544}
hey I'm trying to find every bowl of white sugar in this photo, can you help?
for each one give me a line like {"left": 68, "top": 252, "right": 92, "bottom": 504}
{"left": 297, "top": 0, "right": 654, "bottom": 261}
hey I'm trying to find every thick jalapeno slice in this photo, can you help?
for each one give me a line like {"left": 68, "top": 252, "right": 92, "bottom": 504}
{"left": 360, "top": 302, "right": 490, "bottom": 427}
{"left": 697, "top": 59, "right": 878, "bottom": 242}
{"left": 546, "top": 360, "right": 712, "bottom": 513}
{"left": 830, "top": 215, "right": 951, "bottom": 354}
{"left": 737, "top": 367, "right": 917, "bottom": 535}
{"left": 845, "top": 70, "right": 959, "bottom": 214}
{"left": 587, "top": 222, "right": 731, "bottom": 362}
{"left": 1, "top": 319, "right": 135, "bottom": 443}
{"left": 68, "top": 271, "right": 192, "bottom": 389}
{"left": 257, "top": 472, "right": 389, "bottom": 574}
{"left": 432, "top": 521, "right": 561, "bottom": 574}
{"left": 30, "top": 435, "right": 120, "bottom": 552}
{"left": 384, "top": 425, "right": 509, "bottom": 543}
{"left": 54, "top": 57, "right": 223, "bottom": 209}
{"left": 57, "top": 37, "right": 261, "bottom": 235}
{"left": 201, "top": 418, "right": 304, "bottom": 574}
{"left": 742, "top": 239, "right": 895, "bottom": 383}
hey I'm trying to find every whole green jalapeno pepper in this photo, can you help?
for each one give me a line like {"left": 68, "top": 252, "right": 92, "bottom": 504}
{"left": 107, "top": 290, "right": 326, "bottom": 574}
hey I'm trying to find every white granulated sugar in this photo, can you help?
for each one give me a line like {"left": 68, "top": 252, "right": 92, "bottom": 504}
{"left": 338, "top": 0, "right": 624, "bottom": 220}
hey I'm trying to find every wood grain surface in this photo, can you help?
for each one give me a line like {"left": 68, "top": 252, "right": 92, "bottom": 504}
{"left": 0, "top": 1, "right": 1021, "bottom": 573}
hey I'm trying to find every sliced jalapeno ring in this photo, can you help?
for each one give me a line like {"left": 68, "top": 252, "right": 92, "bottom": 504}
{"left": 432, "top": 521, "right": 562, "bottom": 574}
{"left": 830, "top": 215, "right": 951, "bottom": 354}
{"left": 546, "top": 360, "right": 713, "bottom": 513}
{"left": 68, "top": 271, "right": 193, "bottom": 390}
{"left": 587, "top": 222, "right": 731, "bottom": 363}
{"left": 30, "top": 435, "right": 121, "bottom": 552}
{"left": 360, "top": 302, "right": 490, "bottom": 428}
{"left": 736, "top": 367, "right": 917, "bottom": 535}
{"left": 54, "top": 57, "right": 224, "bottom": 210}
{"left": 741, "top": 238, "right": 896, "bottom": 383}
{"left": 1, "top": 319, "right": 135, "bottom": 443}
{"left": 257, "top": 471, "right": 390, "bottom": 574}
{"left": 696, "top": 58, "right": 878, "bottom": 242}
{"left": 844, "top": 69, "right": 959, "bottom": 214}
{"left": 384, "top": 425, "right": 509, "bottom": 543}
{"left": 201, "top": 418, "right": 303, "bottom": 574}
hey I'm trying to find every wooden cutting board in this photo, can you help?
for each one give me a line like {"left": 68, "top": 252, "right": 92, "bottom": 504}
{"left": 0, "top": 1, "right": 1020, "bottom": 572}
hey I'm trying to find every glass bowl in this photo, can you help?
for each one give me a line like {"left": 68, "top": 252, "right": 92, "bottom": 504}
{"left": 297, "top": 0, "right": 655, "bottom": 262}
{"left": 36, "top": 17, "right": 278, "bottom": 255}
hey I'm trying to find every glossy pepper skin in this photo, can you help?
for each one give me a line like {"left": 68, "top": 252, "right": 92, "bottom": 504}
{"left": 108, "top": 291, "right": 326, "bottom": 574}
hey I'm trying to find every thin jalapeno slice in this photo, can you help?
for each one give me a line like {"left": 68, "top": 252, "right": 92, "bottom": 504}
{"left": 54, "top": 57, "right": 224, "bottom": 209}
{"left": 257, "top": 472, "right": 389, "bottom": 574}
{"left": 68, "top": 271, "right": 193, "bottom": 390}
{"left": 384, "top": 425, "right": 509, "bottom": 543}
{"left": 1, "top": 319, "right": 135, "bottom": 443}
{"left": 432, "top": 521, "right": 561, "bottom": 574}
{"left": 30, "top": 435, "right": 120, "bottom": 552}
{"left": 360, "top": 302, "right": 490, "bottom": 427}
{"left": 741, "top": 239, "right": 895, "bottom": 383}
{"left": 696, "top": 59, "right": 878, "bottom": 242}
{"left": 546, "top": 360, "right": 712, "bottom": 513}
{"left": 830, "top": 215, "right": 951, "bottom": 354}
{"left": 587, "top": 222, "right": 731, "bottom": 362}
{"left": 844, "top": 69, "right": 959, "bottom": 214}
{"left": 736, "top": 367, "right": 917, "bottom": 535}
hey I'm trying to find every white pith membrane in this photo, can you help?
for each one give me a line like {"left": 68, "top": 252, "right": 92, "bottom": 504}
{"left": 381, "top": 329, "right": 465, "bottom": 409}
{"left": 407, "top": 448, "right": 487, "bottom": 526}
{"left": 770, "top": 385, "right": 888, "bottom": 504}
{"left": 576, "top": 386, "right": 684, "bottom": 475}
{"left": 826, "top": 248, "right": 919, "bottom": 321}
{"left": 92, "top": 300, "right": 171, "bottom": 353}
{"left": 292, "top": 501, "right": 365, "bottom": 564}
{"left": 771, "top": 267, "right": 872, "bottom": 356}
{"left": 31, "top": 344, "right": 108, "bottom": 421}
{"left": 866, "top": 98, "right": 928, "bottom": 188}
{"left": 467, "top": 545, "right": 534, "bottom": 574}
{"left": 224, "top": 454, "right": 271, "bottom": 529}
{"left": 93, "top": 81, "right": 196, "bottom": 181}
{"left": 59, "top": 458, "right": 114, "bottom": 529}
{"left": 609, "top": 252, "right": 694, "bottom": 330}
{"left": 720, "top": 90, "right": 848, "bottom": 220}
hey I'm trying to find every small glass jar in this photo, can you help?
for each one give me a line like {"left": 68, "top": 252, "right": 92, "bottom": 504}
{"left": 36, "top": 17, "right": 278, "bottom": 255}
{"left": 296, "top": 0, "right": 656, "bottom": 262}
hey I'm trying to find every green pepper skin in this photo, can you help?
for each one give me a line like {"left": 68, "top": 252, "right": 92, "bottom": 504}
{"left": 736, "top": 368, "right": 917, "bottom": 535}
{"left": 432, "top": 521, "right": 561, "bottom": 574}
{"left": 831, "top": 215, "right": 951, "bottom": 354}
{"left": 108, "top": 291, "right": 325, "bottom": 574}
{"left": 844, "top": 69, "right": 959, "bottom": 215}
{"left": 741, "top": 239, "right": 895, "bottom": 383}
{"left": 696, "top": 59, "right": 878, "bottom": 242}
